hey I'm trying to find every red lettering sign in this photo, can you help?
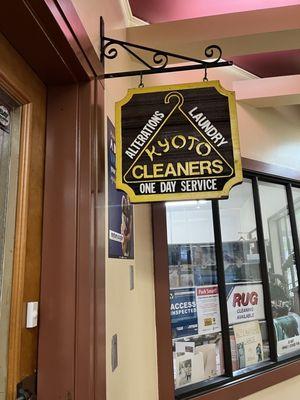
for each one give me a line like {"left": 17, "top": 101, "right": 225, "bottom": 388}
{"left": 197, "top": 287, "right": 218, "bottom": 296}
{"left": 233, "top": 291, "right": 258, "bottom": 307}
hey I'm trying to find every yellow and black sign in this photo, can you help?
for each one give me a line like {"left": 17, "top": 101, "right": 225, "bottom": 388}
{"left": 115, "top": 81, "right": 243, "bottom": 203}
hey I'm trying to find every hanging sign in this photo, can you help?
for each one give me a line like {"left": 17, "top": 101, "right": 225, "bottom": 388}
{"left": 115, "top": 81, "right": 242, "bottom": 203}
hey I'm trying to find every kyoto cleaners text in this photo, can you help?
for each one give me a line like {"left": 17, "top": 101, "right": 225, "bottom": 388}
{"left": 124, "top": 107, "right": 230, "bottom": 194}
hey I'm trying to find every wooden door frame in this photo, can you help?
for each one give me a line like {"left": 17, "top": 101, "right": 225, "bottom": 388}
{"left": 0, "top": 1, "right": 105, "bottom": 400}
{"left": 0, "top": 33, "right": 46, "bottom": 400}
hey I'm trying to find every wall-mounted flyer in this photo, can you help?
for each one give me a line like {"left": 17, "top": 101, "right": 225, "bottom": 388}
{"left": 107, "top": 118, "right": 134, "bottom": 259}
{"left": 233, "top": 320, "right": 263, "bottom": 368}
{"left": 227, "top": 283, "right": 265, "bottom": 325}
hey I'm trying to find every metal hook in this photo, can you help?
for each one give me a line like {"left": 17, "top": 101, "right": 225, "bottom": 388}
{"left": 138, "top": 72, "right": 144, "bottom": 88}
{"left": 203, "top": 66, "right": 208, "bottom": 82}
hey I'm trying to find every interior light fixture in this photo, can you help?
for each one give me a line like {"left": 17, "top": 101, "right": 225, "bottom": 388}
{"left": 166, "top": 200, "right": 209, "bottom": 208}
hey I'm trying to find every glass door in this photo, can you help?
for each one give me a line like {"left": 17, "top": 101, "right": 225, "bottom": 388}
{"left": 0, "top": 89, "right": 21, "bottom": 400}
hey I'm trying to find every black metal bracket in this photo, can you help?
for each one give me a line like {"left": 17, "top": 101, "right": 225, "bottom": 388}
{"left": 100, "top": 17, "right": 233, "bottom": 79}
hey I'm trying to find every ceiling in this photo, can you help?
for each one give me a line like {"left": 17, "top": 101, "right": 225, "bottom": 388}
{"left": 231, "top": 50, "right": 300, "bottom": 78}
{"left": 129, "top": 0, "right": 300, "bottom": 24}
{"left": 128, "top": 0, "right": 300, "bottom": 78}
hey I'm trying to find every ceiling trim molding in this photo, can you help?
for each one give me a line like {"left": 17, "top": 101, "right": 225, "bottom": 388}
{"left": 120, "top": 0, "right": 149, "bottom": 27}
{"left": 231, "top": 64, "right": 258, "bottom": 79}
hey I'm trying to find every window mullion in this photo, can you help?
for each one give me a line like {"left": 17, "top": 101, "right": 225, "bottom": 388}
{"left": 212, "top": 200, "right": 233, "bottom": 376}
{"left": 286, "top": 184, "right": 300, "bottom": 292}
{"left": 252, "top": 177, "right": 278, "bottom": 362}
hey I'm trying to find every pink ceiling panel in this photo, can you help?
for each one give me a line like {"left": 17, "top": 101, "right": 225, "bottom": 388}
{"left": 130, "top": 0, "right": 300, "bottom": 23}
{"left": 230, "top": 50, "right": 300, "bottom": 78}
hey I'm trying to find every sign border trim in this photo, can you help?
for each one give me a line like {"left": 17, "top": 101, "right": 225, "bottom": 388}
{"left": 115, "top": 80, "right": 243, "bottom": 203}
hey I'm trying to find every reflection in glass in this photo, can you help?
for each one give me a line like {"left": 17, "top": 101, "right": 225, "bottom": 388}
{"left": 292, "top": 187, "right": 300, "bottom": 244}
{"left": 166, "top": 201, "right": 224, "bottom": 390}
{"left": 219, "top": 180, "right": 270, "bottom": 371}
{"left": 0, "top": 91, "right": 21, "bottom": 399}
{"left": 259, "top": 181, "right": 300, "bottom": 357}
{"left": 0, "top": 104, "right": 12, "bottom": 298}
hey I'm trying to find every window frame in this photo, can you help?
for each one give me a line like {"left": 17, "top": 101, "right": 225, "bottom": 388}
{"left": 152, "top": 158, "right": 300, "bottom": 400}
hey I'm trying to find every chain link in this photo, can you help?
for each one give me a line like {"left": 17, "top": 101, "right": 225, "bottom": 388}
{"left": 138, "top": 72, "right": 144, "bottom": 88}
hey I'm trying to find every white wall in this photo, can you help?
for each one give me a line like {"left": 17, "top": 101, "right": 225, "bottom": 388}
{"left": 104, "top": 75, "right": 158, "bottom": 400}
{"left": 72, "top": 0, "right": 126, "bottom": 54}
{"left": 71, "top": 2, "right": 158, "bottom": 400}
{"left": 238, "top": 103, "right": 300, "bottom": 171}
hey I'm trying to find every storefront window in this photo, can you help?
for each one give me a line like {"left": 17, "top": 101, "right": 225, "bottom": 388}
{"left": 156, "top": 175, "right": 300, "bottom": 398}
{"left": 258, "top": 181, "right": 300, "bottom": 357}
{"left": 219, "top": 179, "right": 270, "bottom": 371}
{"left": 166, "top": 201, "right": 224, "bottom": 390}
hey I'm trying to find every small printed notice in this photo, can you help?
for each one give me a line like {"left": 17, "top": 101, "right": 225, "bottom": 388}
{"left": 233, "top": 320, "right": 263, "bottom": 368}
{"left": 277, "top": 336, "right": 300, "bottom": 356}
{"left": 196, "top": 285, "right": 221, "bottom": 335}
{"left": 175, "top": 352, "right": 205, "bottom": 388}
{"left": 274, "top": 313, "right": 300, "bottom": 356}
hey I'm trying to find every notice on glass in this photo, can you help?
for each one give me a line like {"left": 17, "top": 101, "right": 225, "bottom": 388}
{"left": 233, "top": 320, "right": 263, "bottom": 368}
{"left": 227, "top": 283, "right": 265, "bottom": 325}
{"left": 196, "top": 285, "right": 221, "bottom": 335}
{"left": 274, "top": 313, "right": 300, "bottom": 356}
{"left": 195, "top": 343, "right": 217, "bottom": 379}
{"left": 173, "top": 336, "right": 224, "bottom": 387}
{"left": 170, "top": 288, "right": 198, "bottom": 339}
{"left": 277, "top": 336, "right": 300, "bottom": 356}
{"left": 175, "top": 352, "right": 205, "bottom": 388}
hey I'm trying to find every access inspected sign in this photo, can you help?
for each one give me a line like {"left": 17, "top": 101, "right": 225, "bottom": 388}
{"left": 115, "top": 81, "right": 243, "bottom": 203}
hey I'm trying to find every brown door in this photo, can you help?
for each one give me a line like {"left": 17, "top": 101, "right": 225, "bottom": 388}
{"left": 0, "top": 32, "right": 46, "bottom": 400}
